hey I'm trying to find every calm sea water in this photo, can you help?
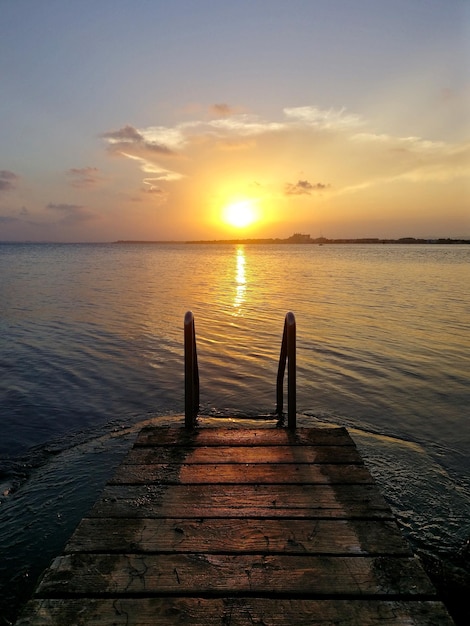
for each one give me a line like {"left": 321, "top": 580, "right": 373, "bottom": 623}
{"left": 1, "top": 242, "right": 469, "bottom": 620}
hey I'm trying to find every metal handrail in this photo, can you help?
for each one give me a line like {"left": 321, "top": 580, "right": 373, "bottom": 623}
{"left": 184, "top": 310, "right": 295, "bottom": 429}
{"left": 276, "top": 311, "right": 296, "bottom": 428}
{"left": 184, "top": 311, "right": 199, "bottom": 428}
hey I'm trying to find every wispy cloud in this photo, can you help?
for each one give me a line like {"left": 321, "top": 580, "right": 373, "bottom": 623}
{"left": 0, "top": 205, "right": 29, "bottom": 226}
{"left": 339, "top": 135, "right": 470, "bottom": 194}
{"left": 120, "top": 153, "right": 184, "bottom": 181}
{"left": 47, "top": 202, "right": 84, "bottom": 212}
{"left": 0, "top": 215, "right": 19, "bottom": 223}
{"left": 204, "top": 114, "right": 284, "bottom": 136}
{"left": 210, "top": 103, "right": 235, "bottom": 117}
{"left": 101, "top": 125, "right": 177, "bottom": 155}
{"left": 66, "top": 167, "right": 102, "bottom": 188}
{"left": 142, "top": 180, "right": 169, "bottom": 203}
{"left": 0, "top": 170, "right": 19, "bottom": 192}
{"left": 285, "top": 180, "right": 330, "bottom": 195}
{"left": 351, "top": 132, "right": 446, "bottom": 152}
{"left": 143, "top": 185, "right": 166, "bottom": 194}
{"left": 46, "top": 202, "right": 94, "bottom": 225}
{"left": 99, "top": 104, "right": 469, "bottom": 230}
{"left": 284, "top": 106, "right": 364, "bottom": 130}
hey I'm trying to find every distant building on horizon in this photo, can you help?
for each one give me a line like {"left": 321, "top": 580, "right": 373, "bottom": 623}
{"left": 286, "top": 233, "right": 312, "bottom": 243}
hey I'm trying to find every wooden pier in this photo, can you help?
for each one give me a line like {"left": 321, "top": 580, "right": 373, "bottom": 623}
{"left": 16, "top": 424, "right": 454, "bottom": 625}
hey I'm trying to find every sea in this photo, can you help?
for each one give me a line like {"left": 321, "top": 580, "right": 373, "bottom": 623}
{"left": 1, "top": 242, "right": 469, "bottom": 623}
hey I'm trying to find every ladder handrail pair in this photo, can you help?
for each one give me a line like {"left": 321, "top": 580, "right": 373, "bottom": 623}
{"left": 184, "top": 311, "right": 296, "bottom": 429}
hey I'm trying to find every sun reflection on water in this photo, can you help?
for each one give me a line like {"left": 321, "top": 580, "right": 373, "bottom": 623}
{"left": 233, "top": 245, "right": 246, "bottom": 311}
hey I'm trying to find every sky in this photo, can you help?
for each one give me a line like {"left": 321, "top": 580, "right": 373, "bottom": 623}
{"left": 1, "top": 0, "right": 469, "bottom": 242}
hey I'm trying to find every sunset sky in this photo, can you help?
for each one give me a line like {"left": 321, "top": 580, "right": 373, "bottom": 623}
{"left": 1, "top": 0, "right": 469, "bottom": 242}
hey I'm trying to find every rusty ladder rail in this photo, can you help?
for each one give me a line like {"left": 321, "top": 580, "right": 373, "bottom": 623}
{"left": 184, "top": 311, "right": 296, "bottom": 429}
{"left": 184, "top": 310, "right": 199, "bottom": 428}
{"left": 276, "top": 311, "right": 297, "bottom": 428}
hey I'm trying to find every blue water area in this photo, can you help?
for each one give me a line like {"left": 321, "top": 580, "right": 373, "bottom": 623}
{"left": 1, "top": 242, "right": 469, "bottom": 622}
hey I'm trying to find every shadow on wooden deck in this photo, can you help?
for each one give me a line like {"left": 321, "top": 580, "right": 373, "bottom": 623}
{"left": 15, "top": 425, "right": 455, "bottom": 625}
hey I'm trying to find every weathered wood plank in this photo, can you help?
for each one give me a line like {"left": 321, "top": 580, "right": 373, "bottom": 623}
{"left": 18, "top": 426, "right": 454, "bottom": 626}
{"left": 110, "top": 462, "right": 375, "bottom": 485}
{"left": 36, "top": 553, "right": 435, "bottom": 597}
{"left": 16, "top": 598, "right": 456, "bottom": 626}
{"left": 124, "top": 445, "right": 364, "bottom": 465}
{"left": 88, "top": 484, "right": 393, "bottom": 519}
{"left": 65, "top": 518, "right": 412, "bottom": 555}
{"left": 134, "top": 426, "right": 355, "bottom": 447}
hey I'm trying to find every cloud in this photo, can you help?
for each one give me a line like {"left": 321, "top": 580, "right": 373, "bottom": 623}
{"left": 210, "top": 103, "right": 234, "bottom": 117}
{"left": 100, "top": 107, "right": 356, "bottom": 196}
{"left": 142, "top": 180, "right": 169, "bottom": 203}
{"left": 285, "top": 180, "right": 330, "bottom": 195}
{"left": 0, "top": 170, "right": 18, "bottom": 180}
{"left": 101, "top": 124, "right": 176, "bottom": 155}
{"left": 142, "top": 181, "right": 166, "bottom": 194}
{"left": 102, "top": 125, "right": 142, "bottom": 142}
{"left": 0, "top": 205, "right": 30, "bottom": 227}
{"left": 284, "top": 106, "right": 364, "bottom": 130}
{"left": 144, "top": 187, "right": 165, "bottom": 195}
{"left": 46, "top": 202, "right": 95, "bottom": 225}
{"left": 341, "top": 135, "right": 470, "bottom": 192}
{"left": 103, "top": 107, "right": 361, "bottom": 164}
{"left": 66, "top": 167, "right": 102, "bottom": 188}
{"left": 204, "top": 114, "right": 284, "bottom": 136}
{"left": 0, "top": 170, "right": 19, "bottom": 192}
{"left": 351, "top": 132, "right": 445, "bottom": 152}
{"left": 99, "top": 105, "right": 469, "bottom": 224}
{"left": 47, "top": 202, "right": 84, "bottom": 212}
{"left": 120, "top": 153, "right": 184, "bottom": 181}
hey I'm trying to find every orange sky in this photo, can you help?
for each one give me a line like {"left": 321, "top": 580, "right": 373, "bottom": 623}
{"left": 98, "top": 106, "right": 469, "bottom": 240}
{"left": 1, "top": 1, "right": 469, "bottom": 241}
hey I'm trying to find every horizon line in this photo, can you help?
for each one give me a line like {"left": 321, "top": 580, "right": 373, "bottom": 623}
{"left": 1, "top": 235, "right": 470, "bottom": 245}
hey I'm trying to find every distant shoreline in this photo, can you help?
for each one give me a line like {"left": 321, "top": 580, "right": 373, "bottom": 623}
{"left": 114, "top": 236, "right": 470, "bottom": 245}
{"left": 2, "top": 236, "right": 469, "bottom": 245}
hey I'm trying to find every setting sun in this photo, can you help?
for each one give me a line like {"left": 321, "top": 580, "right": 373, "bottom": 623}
{"left": 222, "top": 200, "right": 258, "bottom": 229}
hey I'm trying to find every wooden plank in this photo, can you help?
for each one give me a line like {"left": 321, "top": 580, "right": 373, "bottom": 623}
{"left": 65, "top": 518, "right": 412, "bottom": 555}
{"left": 18, "top": 427, "right": 454, "bottom": 625}
{"left": 36, "top": 553, "right": 435, "bottom": 597}
{"left": 125, "top": 445, "right": 364, "bottom": 465}
{"left": 134, "top": 426, "right": 355, "bottom": 447}
{"left": 88, "top": 484, "right": 393, "bottom": 519}
{"left": 110, "top": 462, "right": 375, "bottom": 485}
{"left": 15, "top": 598, "right": 456, "bottom": 626}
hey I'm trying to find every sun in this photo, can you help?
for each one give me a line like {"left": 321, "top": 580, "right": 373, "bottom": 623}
{"left": 222, "top": 200, "right": 258, "bottom": 229}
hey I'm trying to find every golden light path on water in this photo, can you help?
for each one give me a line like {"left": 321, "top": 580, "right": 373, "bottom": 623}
{"left": 234, "top": 245, "right": 246, "bottom": 311}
